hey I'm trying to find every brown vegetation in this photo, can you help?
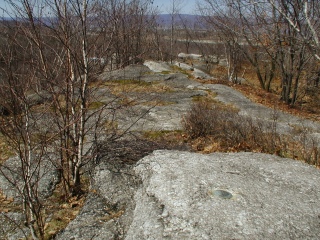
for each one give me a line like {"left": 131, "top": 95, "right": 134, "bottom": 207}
{"left": 182, "top": 100, "right": 320, "bottom": 167}
{"left": 206, "top": 64, "right": 320, "bottom": 122}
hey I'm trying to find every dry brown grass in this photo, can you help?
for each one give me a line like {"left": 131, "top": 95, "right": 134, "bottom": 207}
{"left": 0, "top": 190, "right": 19, "bottom": 213}
{"left": 41, "top": 176, "right": 90, "bottom": 239}
{"left": 233, "top": 84, "right": 320, "bottom": 122}
{"left": 102, "top": 79, "right": 173, "bottom": 95}
{"left": 207, "top": 63, "right": 320, "bottom": 122}
{"left": 182, "top": 100, "right": 320, "bottom": 167}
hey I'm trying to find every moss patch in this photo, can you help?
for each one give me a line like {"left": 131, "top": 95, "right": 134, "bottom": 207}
{"left": 88, "top": 101, "right": 105, "bottom": 110}
{"left": 142, "top": 130, "right": 187, "bottom": 148}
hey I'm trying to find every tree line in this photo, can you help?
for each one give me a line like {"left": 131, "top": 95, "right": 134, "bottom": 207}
{"left": 199, "top": 0, "right": 320, "bottom": 106}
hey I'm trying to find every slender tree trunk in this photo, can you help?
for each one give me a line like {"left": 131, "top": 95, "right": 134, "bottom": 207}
{"left": 73, "top": 0, "right": 88, "bottom": 194}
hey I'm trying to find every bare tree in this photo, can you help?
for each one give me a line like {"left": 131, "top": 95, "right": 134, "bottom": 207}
{"left": 266, "top": 0, "right": 320, "bottom": 103}
{"left": 94, "top": 0, "right": 156, "bottom": 69}
{"left": 199, "top": 0, "right": 314, "bottom": 105}
{"left": 0, "top": 17, "right": 49, "bottom": 238}
{"left": 167, "top": 0, "right": 184, "bottom": 63}
{"left": 0, "top": 0, "right": 158, "bottom": 238}
{"left": 199, "top": 0, "right": 244, "bottom": 82}
{"left": 268, "top": 0, "right": 320, "bottom": 61}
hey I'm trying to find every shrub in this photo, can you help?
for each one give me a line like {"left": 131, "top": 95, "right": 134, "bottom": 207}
{"left": 182, "top": 101, "right": 219, "bottom": 139}
{"left": 182, "top": 101, "right": 280, "bottom": 153}
{"left": 182, "top": 101, "right": 320, "bottom": 167}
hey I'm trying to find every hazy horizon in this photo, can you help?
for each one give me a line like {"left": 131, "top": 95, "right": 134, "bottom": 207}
{"left": 153, "top": 0, "right": 197, "bottom": 14}
{"left": 0, "top": 0, "right": 198, "bottom": 17}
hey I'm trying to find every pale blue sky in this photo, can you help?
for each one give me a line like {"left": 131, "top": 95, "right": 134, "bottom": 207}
{"left": 152, "top": 0, "right": 197, "bottom": 14}
{"left": 0, "top": 1, "right": 8, "bottom": 17}
{"left": 0, "top": 0, "right": 197, "bottom": 17}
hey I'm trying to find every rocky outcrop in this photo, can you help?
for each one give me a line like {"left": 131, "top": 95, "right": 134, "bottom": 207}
{"left": 99, "top": 62, "right": 320, "bottom": 144}
{"left": 143, "top": 61, "right": 172, "bottom": 73}
{"left": 57, "top": 150, "right": 320, "bottom": 239}
{"left": 100, "top": 64, "right": 151, "bottom": 81}
{"left": 0, "top": 154, "right": 60, "bottom": 202}
{"left": 206, "top": 84, "right": 320, "bottom": 145}
{"left": 3, "top": 62, "right": 320, "bottom": 239}
{"left": 178, "top": 53, "right": 203, "bottom": 60}
{"left": 129, "top": 150, "right": 320, "bottom": 239}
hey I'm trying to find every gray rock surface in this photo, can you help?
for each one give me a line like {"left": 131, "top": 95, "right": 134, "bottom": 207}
{"left": 206, "top": 84, "right": 320, "bottom": 144}
{"left": 100, "top": 64, "right": 151, "bottom": 81}
{"left": 57, "top": 137, "right": 180, "bottom": 240}
{"left": 178, "top": 53, "right": 203, "bottom": 60}
{"left": 192, "top": 68, "right": 212, "bottom": 80}
{"left": 204, "top": 55, "right": 219, "bottom": 64}
{"left": 0, "top": 155, "right": 60, "bottom": 201}
{"left": 100, "top": 63, "right": 320, "bottom": 141}
{"left": 56, "top": 63, "right": 320, "bottom": 239}
{"left": 126, "top": 151, "right": 320, "bottom": 239}
{"left": 0, "top": 155, "right": 60, "bottom": 239}
{"left": 128, "top": 150, "right": 320, "bottom": 239}
{"left": 117, "top": 103, "right": 189, "bottom": 131}
{"left": 175, "top": 62, "right": 194, "bottom": 71}
{"left": 111, "top": 63, "right": 320, "bottom": 140}
{"left": 98, "top": 66, "right": 206, "bottom": 132}
{"left": 55, "top": 193, "right": 121, "bottom": 240}
{"left": 57, "top": 150, "right": 320, "bottom": 239}
{"left": 0, "top": 212, "right": 29, "bottom": 240}
{"left": 175, "top": 61, "right": 213, "bottom": 80}
{"left": 163, "top": 73, "right": 202, "bottom": 89}
{"left": 3, "top": 62, "right": 320, "bottom": 239}
{"left": 144, "top": 61, "right": 172, "bottom": 73}
{"left": 218, "top": 58, "right": 228, "bottom": 67}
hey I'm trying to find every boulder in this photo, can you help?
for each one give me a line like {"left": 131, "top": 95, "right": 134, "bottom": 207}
{"left": 57, "top": 150, "right": 320, "bottom": 239}
{"left": 144, "top": 61, "right": 172, "bottom": 73}
{"left": 178, "top": 53, "right": 203, "bottom": 60}
{"left": 127, "top": 150, "right": 320, "bottom": 239}
{"left": 192, "top": 68, "right": 212, "bottom": 80}
{"left": 175, "top": 62, "right": 194, "bottom": 71}
{"left": 100, "top": 64, "right": 151, "bottom": 81}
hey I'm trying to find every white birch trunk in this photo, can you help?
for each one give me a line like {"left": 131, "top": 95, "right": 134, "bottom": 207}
{"left": 74, "top": 0, "right": 88, "bottom": 188}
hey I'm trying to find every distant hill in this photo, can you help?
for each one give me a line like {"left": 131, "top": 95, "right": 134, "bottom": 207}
{"left": 156, "top": 14, "right": 205, "bottom": 29}
{"left": 1, "top": 14, "right": 206, "bottom": 29}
